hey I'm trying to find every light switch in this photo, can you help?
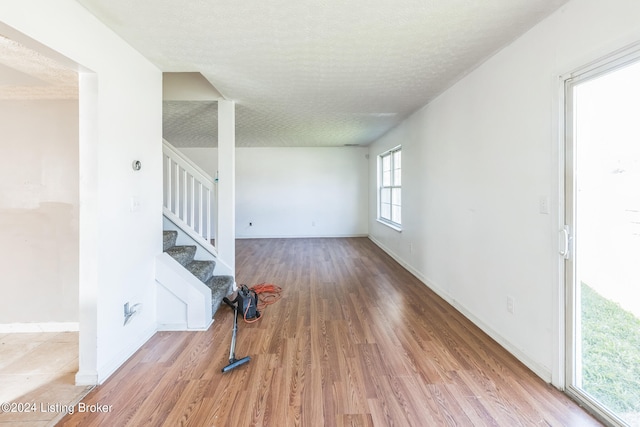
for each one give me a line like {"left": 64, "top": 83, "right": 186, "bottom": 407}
{"left": 539, "top": 196, "right": 549, "bottom": 214}
{"left": 131, "top": 196, "right": 141, "bottom": 212}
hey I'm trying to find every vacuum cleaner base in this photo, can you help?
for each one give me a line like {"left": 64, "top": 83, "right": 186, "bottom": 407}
{"left": 221, "top": 356, "right": 251, "bottom": 373}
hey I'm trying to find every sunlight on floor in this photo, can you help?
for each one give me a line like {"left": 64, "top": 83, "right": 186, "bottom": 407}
{"left": 0, "top": 332, "right": 93, "bottom": 426}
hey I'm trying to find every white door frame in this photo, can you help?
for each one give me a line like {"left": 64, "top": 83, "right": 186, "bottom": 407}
{"left": 0, "top": 22, "right": 100, "bottom": 385}
{"left": 561, "top": 42, "right": 640, "bottom": 427}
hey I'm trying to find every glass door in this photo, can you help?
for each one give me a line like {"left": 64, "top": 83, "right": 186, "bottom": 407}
{"left": 565, "top": 53, "right": 640, "bottom": 427}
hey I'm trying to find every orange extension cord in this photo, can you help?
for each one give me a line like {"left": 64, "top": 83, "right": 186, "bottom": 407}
{"left": 242, "top": 283, "right": 282, "bottom": 323}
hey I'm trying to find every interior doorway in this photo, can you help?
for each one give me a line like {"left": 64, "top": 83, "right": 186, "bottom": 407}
{"left": 564, "top": 49, "right": 640, "bottom": 427}
{"left": 0, "top": 27, "right": 90, "bottom": 420}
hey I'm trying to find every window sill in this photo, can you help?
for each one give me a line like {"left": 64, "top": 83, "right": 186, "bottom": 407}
{"left": 377, "top": 218, "right": 402, "bottom": 232}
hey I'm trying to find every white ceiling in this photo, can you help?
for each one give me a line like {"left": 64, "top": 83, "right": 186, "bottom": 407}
{"left": 0, "top": 35, "right": 77, "bottom": 100}
{"left": 78, "top": 0, "right": 568, "bottom": 147}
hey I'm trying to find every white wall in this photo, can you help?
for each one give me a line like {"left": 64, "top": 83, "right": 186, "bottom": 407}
{"left": 0, "top": 1, "right": 163, "bottom": 384}
{"left": 237, "top": 147, "right": 369, "bottom": 238}
{"left": 0, "top": 100, "right": 79, "bottom": 325}
{"left": 368, "top": 0, "right": 640, "bottom": 385}
{"left": 174, "top": 147, "right": 219, "bottom": 179}
{"left": 177, "top": 146, "right": 369, "bottom": 238}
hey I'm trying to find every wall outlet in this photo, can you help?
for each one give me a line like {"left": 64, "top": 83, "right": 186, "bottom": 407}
{"left": 507, "top": 296, "right": 515, "bottom": 314}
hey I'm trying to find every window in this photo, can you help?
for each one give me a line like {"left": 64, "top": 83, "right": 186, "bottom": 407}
{"left": 378, "top": 146, "right": 401, "bottom": 229}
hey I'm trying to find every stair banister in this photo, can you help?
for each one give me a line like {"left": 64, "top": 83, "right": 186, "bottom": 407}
{"left": 163, "top": 139, "right": 216, "bottom": 251}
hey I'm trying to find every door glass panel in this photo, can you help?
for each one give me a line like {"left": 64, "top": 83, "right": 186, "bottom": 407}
{"left": 571, "top": 59, "right": 640, "bottom": 426}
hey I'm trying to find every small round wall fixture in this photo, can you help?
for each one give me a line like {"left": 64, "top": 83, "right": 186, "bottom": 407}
{"left": 132, "top": 160, "right": 142, "bottom": 171}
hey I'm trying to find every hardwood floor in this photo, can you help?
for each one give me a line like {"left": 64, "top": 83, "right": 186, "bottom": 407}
{"left": 59, "top": 238, "right": 601, "bottom": 426}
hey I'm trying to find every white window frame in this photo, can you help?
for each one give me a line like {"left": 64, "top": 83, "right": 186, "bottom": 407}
{"left": 377, "top": 146, "right": 402, "bottom": 231}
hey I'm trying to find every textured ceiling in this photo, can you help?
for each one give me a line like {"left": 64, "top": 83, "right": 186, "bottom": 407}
{"left": 78, "top": 0, "right": 568, "bottom": 147}
{"left": 0, "top": 35, "right": 77, "bottom": 100}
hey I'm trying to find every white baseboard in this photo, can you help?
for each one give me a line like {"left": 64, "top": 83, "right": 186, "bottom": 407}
{"left": 0, "top": 322, "right": 79, "bottom": 333}
{"left": 75, "top": 371, "right": 99, "bottom": 386}
{"left": 156, "top": 318, "right": 214, "bottom": 332}
{"left": 157, "top": 322, "right": 188, "bottom": 331}
{"left": 96, "top": 325, "right": 157, "bottom": 384}
{"left": 367, "top": 236, "right": 552, "bottom": 383}
{"left": 236, "top": 233, "right": 368, "bottom": 239}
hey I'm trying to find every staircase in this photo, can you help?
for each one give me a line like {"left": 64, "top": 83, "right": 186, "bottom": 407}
{"left": 156, "top": 139, "right": 235, "bottom": 331}
{"left": 162, "top": 230, "right": 234, "bottom": 319}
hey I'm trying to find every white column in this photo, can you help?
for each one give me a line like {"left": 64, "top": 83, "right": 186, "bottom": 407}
{"left": 76, "top": 71, "right": 99, "bottom": 385}
{"left": 217, "top": 100, "right": 235, "bottom": 271}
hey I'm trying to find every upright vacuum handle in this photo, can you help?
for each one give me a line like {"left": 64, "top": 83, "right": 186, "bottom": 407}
{"left": 221, "top": 293, "right": 251, "bottom": 373}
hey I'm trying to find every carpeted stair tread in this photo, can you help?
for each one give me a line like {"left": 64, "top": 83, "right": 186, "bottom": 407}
{"left": 186, "top": 260, "right": 216, "bottom": 283}
{"left": 162, "top": 229, "right": 235, "bottom": 320}
{"left": 206, "top": 275, "right": 235, "bottom": 318}
{"left": 163, "top": 230, "right": 178, "bottom": 251}
{"left": 206, "top": 275, "right": 234, "bottom": 293}
{"left": 165, "top": 245, "right": 196, "bottom": 266}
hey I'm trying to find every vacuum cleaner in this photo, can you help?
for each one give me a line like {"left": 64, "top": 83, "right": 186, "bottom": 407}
{"left": 221, "top": 286, "right": 259, "bottom": 373}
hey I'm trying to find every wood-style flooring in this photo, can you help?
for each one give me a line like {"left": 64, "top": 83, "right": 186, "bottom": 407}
{"left": 59, "top": 238, "right": 601, "bottom": 426}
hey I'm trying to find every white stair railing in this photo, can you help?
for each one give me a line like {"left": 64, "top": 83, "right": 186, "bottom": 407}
{"left": 163, "top": 139, "right": 216, "bottom": 250}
